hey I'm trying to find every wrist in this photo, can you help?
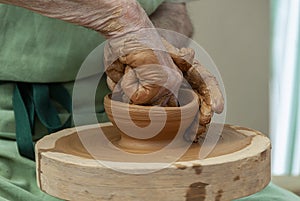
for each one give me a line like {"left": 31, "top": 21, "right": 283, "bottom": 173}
{"left": 97, "top": 0, "right": 153, "bottom": 38}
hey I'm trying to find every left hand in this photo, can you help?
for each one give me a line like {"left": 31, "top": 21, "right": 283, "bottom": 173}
{"left": 162, "top": 39, "right": 225, "bottom": 141}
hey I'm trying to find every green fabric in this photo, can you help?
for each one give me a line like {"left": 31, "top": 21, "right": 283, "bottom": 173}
{"left": 138, "top": 0, "right": 165, "bottom": 15}
{"left": 0, "top": 76, "right": 110, "bottom": 141}
{"left": 13, "top": 83, "right": 72, "bottom": 160}
{"left": 0, "top": 139, "right": 62, "bottom": 201}
{"left": 235, "top": 183, "right": 300, "bottom": 201}
{"left": 0, "top": 0, "right": 164, "bottom": 83}
{"left": 13, "top": 84, "right": 36, "bottom": 160}
{"left": 0, "top": 4, "right": 104, "bottom": 83}
{"left": 0, "top": 0, "right": 299, "bottom": 200}
{"left": 0, "top": 0, "right": 165, "bottom": 146}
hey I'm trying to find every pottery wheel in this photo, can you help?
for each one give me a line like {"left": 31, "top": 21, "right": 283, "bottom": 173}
{"left": 36, "top": 123, "right": 271, "bottom": 201}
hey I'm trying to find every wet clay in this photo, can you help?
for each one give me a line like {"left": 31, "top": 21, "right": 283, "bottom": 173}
{"left": 36, "top": 123, "right": 271, "bottom": 201}
{"left": 52, "top": 124, "right": 253, "bottom": 162}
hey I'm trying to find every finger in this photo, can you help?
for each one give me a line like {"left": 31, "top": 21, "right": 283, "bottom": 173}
{"left": 121, "top": 66, "right": 161, "bottom": 105}
{"left": 106, "top": 76, "right": 116, "bottom": 91}
{"left": 161, "top": 38, "right": 195, "bottom": 72}
{"left": 193, "top": 125, "right": 207, "bottom": 143}
{"left": 151, "top": 91, "right": 178, "bottom": 107}
{"left": 194, "top": 92, "right": 213, "bottom": 126}
{"left": 119, "top": 49, "right": 164, "bottom": 68}
{"left": 185, "top": 66, "right": 211, "bottom": 108}
{"left": 121, "top": 65, "right": 181, "bottom": 106}
{"left": 199, "top": 97, "right": 213, "bottom": 126}
{"left": 105, "top": 59, "right": 126, "bottom": 83}
{"left": 185, "top": 60, "right": 224, "bottom": 114}
{"left": 166, "top": 94, "right": 179, "bottom": 107}
{"left": 120, "top": 66, "right": 140, "bottom": 101}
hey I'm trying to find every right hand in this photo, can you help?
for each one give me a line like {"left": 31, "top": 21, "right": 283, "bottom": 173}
{"left": 104, "top": 30, "right": 183, "bottom": 106}
{"left": 103, "top": 2, "right": 183, "bottom": 106}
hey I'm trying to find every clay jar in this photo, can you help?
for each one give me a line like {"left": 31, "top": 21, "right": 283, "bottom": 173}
{"left": 104, "top": 89, "right": 199, "bottom": 151}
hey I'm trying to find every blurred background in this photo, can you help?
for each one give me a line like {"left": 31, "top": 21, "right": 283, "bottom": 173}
{"left": 187, "top": 0, "right": 300, "bottom": 195}
{"left": 188, "top": 0, "right": 269, "bottom": 135}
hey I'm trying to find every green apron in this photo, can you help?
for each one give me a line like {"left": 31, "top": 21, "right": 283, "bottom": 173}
{"left": 0, "top": 1, "right": 299, "bottom": 200}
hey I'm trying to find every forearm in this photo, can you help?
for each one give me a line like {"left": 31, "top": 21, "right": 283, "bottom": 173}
{"left": 0, "top": 0, "right": 152, "bottom": 38}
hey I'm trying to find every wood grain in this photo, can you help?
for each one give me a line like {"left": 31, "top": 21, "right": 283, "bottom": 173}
{"left": 36, "top": 123, "right": 271, "bottom": 201}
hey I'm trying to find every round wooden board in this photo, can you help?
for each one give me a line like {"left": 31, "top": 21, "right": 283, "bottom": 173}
{"left": 36, "top": 123, "right": 271, "bottom": 201}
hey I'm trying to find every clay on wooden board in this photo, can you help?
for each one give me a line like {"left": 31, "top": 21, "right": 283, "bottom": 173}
{"left": 36, "top": 123, "right": 271, "bottom": 201}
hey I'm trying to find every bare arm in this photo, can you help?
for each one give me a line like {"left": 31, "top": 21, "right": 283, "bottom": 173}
{"left": 0, "top": 0, "right": 183, "bottom": 105}
{"left": 0, "top": 0, "right": 152, "bottom": 38}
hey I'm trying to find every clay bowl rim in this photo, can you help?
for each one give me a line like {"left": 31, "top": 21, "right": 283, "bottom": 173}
{"left": 104, "top": 88, "right": 199, "bottom": 121}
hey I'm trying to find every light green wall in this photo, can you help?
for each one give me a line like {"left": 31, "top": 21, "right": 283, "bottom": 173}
{"left": 187, "top": 0, "right": 270, "bottom": 134}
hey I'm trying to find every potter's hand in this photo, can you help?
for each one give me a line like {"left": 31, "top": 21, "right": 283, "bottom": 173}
{"left": 161, "top": 39, "right": 224, "bottom": 141}
{"left": 105, "top": 31, "right": 182, "bottom": 106}
{"left": 185, "top": 60, "right": 224, "bottom": 140}
{"left": 103, "top": 3, "right": 183, "bottom": 106}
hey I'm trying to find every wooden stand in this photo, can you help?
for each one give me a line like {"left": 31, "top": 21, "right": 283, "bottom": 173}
{"left": 36, "top": 123, "right": 271, "bottom": 201}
